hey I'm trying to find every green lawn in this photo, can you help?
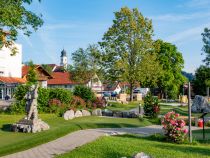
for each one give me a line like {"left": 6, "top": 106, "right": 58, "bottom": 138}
{"left": 106, "top": 101, "right": 142, "bottom": 111}
{"left": 0, "top": 114, "right": 151, "bottom": 156}
{"left": 193, "top": 129, "right": 210, "bottom": 142}
{"left": 159, "top": 104, "right": 209, "bottom": 117}
{"left": 57, "top": 134, "right": 210, "bottom": 158}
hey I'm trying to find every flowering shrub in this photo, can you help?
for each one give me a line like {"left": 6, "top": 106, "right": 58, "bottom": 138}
{"left": 49, "top": 98, "right": 62, "bottom": 107}
{"left": 144, "top": 93, "right": 160, "bottom": 118}
{"left": 70, "top": 96, "right": 86, "bottom": 109}
{"left": 162, "top": 111, "right": 188, "bottom": 143}
{"left": 92, "top": 97, "right": 107, "bottom": 109}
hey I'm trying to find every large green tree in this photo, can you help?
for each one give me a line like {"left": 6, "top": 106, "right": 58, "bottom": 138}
{"left": 0, "top": 0, "right": 43, "bottom": 55}
{"left": 201, "top": 27, "right": 210, "bottom": 65}
{"left": 154, "top": 40, "right": 186, "bottom": 99}
{"left": 137, "top": 53, "right": 163, "bottom": 88}
{"left": 193, "top": 65, "right": 210, "bottom": 96}
{"left": 99, "top": 7, "right": 154, "bottom": 101}
{"left": 71, "top": 44, "right": 103, "bottom": 83}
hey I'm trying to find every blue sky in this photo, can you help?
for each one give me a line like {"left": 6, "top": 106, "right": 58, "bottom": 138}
{"left": 17, "top": 0, "right": 210, "bottom": 73}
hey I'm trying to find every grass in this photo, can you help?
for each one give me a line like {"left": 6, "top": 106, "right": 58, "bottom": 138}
{"left": 57, "top": 134, "right": 210, "bottom": 158}
{"left": 0, "top": 114, "right": 151, "bottom": 156}
{"left": 106, "top": 101, "right": 142, "bottom": 111}
{"left": 159, "top": 104, "right": 210, "bottom": 117}
{"left": 193, "top": 129, "right": 210, "bottom": 142}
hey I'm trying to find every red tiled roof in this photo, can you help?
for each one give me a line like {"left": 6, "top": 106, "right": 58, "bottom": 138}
{"left": 0, "top": 76, "right": 26, "bottom": 84}
{"left": 47, "top": 72, "right": 78, "bottom": 85}
{"left": 22, "top": 65, "right": 39, "bottom": 77}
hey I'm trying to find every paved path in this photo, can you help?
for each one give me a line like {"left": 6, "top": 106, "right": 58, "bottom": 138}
{"left": 1, "top": 125, "right": 203, "bottom": 158}
{"left": 1, "top": 125, "right": 162, "bottom": 158}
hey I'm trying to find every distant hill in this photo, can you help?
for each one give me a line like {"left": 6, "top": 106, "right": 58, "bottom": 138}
{"left": 182, "top": 71, "right": 195, "bottom": 81}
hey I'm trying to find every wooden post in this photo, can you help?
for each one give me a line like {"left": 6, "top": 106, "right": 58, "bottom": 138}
{"left": 188, "top": 82, "right": 192, "bottom": 143}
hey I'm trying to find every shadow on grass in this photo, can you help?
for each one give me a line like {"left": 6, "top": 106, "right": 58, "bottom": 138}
{"left": 115, "top": 134, "right": 210, "bottom": 157}
{"left": 1, "top": 124, "right": 12, "bottom": 132}
{"left": 153, "top": 143, "right": 210, "bottom": 157}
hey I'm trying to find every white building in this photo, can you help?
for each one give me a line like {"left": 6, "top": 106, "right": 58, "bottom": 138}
{"left": 0, "top": 44, "right": 22, "bottom": 78}
{"left": 0, "top": 44, "right": 25, "bottom": 99}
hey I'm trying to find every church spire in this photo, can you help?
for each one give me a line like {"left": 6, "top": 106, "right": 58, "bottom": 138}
{"left": 60, "top": 49, "right": 68, "bottom": 69}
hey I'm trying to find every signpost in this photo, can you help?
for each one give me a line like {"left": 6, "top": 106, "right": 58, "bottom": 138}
{"left": 188, "top": 82, "right": 192, "bottom": 143}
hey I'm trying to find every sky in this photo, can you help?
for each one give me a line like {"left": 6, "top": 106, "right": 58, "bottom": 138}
{"left": 17, "top": 0, "right": 210, "bottom": 73}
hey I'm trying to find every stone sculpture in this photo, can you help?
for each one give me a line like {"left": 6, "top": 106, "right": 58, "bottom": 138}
{"left": 12, "top": 84, "right": 50, "bottom": 133}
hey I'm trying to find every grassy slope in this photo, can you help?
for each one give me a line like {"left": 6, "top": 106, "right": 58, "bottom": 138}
{"left": 0, "top": 114, "right": 151, "bottom": 156}
{"left": 57, "top": 135, "right": 210, "bottom": 158}
{"left": 106, "top": 101, "right": 142, "bottom": 111}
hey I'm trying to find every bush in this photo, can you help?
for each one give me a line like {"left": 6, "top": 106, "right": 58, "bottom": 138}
{"left": 70, "top": 96, "right": 86, "bottom": 109}
{"left": 73, "top": 85, "right": 95, "bottom": 102}
{"left": 162, "top": 111, "right": 188, "bottom": 143}
{"left": 8, "top": 101, "right": 25, "bottom": 114}
{"left": 49, "top": 88, "right": 73, "bottom": 104}
{"left": 38, "top": 88, "right": 50, "bottom": 112}
{"left": 144, "top": 93, "right": 160, "bottom": 118}
{"left": 92, "top": 97, "right": 106, "bottom": 109}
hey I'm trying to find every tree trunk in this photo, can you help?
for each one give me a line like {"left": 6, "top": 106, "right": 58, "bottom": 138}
{"left": 130, "top": 83, "right": 133, "bottom": 102}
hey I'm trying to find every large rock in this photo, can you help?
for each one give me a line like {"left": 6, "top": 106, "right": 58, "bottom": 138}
{"left": 132, "top": 152, "right": 151, "bottom": 158}
{"left": 75, "top": 110, "right": 83, "bottom": 117}
{"left": 92, "top": 109, "right": 102, "bottom": 116}
{"left": 63, "top": 110, "right": 75, "bottom": 120}
{"left": 191, "top": 95, "right": 210, "bottom": 113}
{"left": 82, "top": 110, "right": 91, "bottom": 116}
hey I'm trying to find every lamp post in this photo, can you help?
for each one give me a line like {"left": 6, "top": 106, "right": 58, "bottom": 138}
{"left": 188, "top": 82, "right": 192, "bottom": 143}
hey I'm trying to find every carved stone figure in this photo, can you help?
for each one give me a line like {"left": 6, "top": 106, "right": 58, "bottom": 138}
{"left": 12, "top": 84, "right": 50, "bottom": 133}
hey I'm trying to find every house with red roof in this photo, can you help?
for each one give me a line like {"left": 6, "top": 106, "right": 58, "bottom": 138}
{"left": 22, "top": 65, "right": 53, "bottom": 88}
{"left": 46, "top": 50, "right": 103, "bottom": 95}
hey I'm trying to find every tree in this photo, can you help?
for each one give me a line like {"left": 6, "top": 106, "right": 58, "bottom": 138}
{"left": 193, "top": 65, "right": 210, "bottom": 96}
{"left": 42, "top": 64, "right": 53, "bottom": 74}
{"left": 99, "top": 7, "right": 154, "bottom": 101}
{"left": 154, "top": 40, "right": 186, "bottom": 99}
{"left": 26, "top": 61, "right": 38, "bottom": 85}
{"left": 137, "top": 53, "right": 163, "bottom": 88}
{"left": 201, "top": 28, "right": 210, "bottom": 65}
{"left": 71, "top": 44, "right": 103, "bottom": 83}
{"left": 0, "top": 0, "right": 43, "bottom": 55}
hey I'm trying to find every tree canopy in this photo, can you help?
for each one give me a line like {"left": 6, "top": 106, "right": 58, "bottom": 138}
{"left": 154, "top": 39, "right": 186, "bottom": 99}
{"left": 193, "top": 65, "right": 210, "bottom": 96}
{"left": 71, "top": 44, "right": 103, "bottom": 83}
{"left": 0, "top": 0, "right": 43, "bottom": 55}
{"left": 201, "top": 27, "right": 210, "bottom": 66}
{"left": 99, "top": 7, "right": 154, "bottom": 100}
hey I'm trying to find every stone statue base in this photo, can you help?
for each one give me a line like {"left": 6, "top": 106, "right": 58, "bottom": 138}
{"left": 12, "top": 118, "right": 50, "bottom": 133}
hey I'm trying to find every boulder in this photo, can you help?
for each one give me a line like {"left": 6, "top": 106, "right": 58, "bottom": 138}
{"left": 102, "top": 109, "right": 113, "bottom": 116}
{"left": 129, "top": 111, "right": 138, "bottom": 118}
{"left": 75, "top": 110, "right": 83, "bottom": 117}
{"left": 191, "top": 95, "right": 210, "bottom": 113}
{"left": 92, "top": 109, "right": 102, "bottom": 116}
{"left": 82, "top": 110, "right": 91, "bottom": 116}
{"left": 113, "top": 111, "right": 123, "bottom": 117}
{"left": 63, "top": 110, "right": 75, "bottom": 120}
{"left": 132, "top": 152, "right": 151, "bottom": 158}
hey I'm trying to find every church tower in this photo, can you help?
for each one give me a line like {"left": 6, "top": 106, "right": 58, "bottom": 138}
{"left": 60, "top": 49, "right": 68, "bottom": 69}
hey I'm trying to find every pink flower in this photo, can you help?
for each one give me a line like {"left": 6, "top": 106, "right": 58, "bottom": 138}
{"left": 183, "top": 129, "right": 188, "bottom": 134}
{"left": 170, "top": 120, "right": 176, "bottom": 125}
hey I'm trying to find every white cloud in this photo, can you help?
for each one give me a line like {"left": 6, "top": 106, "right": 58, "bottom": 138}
{"left": 151, "top": 11, "right": 210, "bottom": 22}
{"left": 165, "top": 23, "right": 210, "bottom": 44}
{"left": 183, "top": 0, "right": 210, "bottom": 8}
